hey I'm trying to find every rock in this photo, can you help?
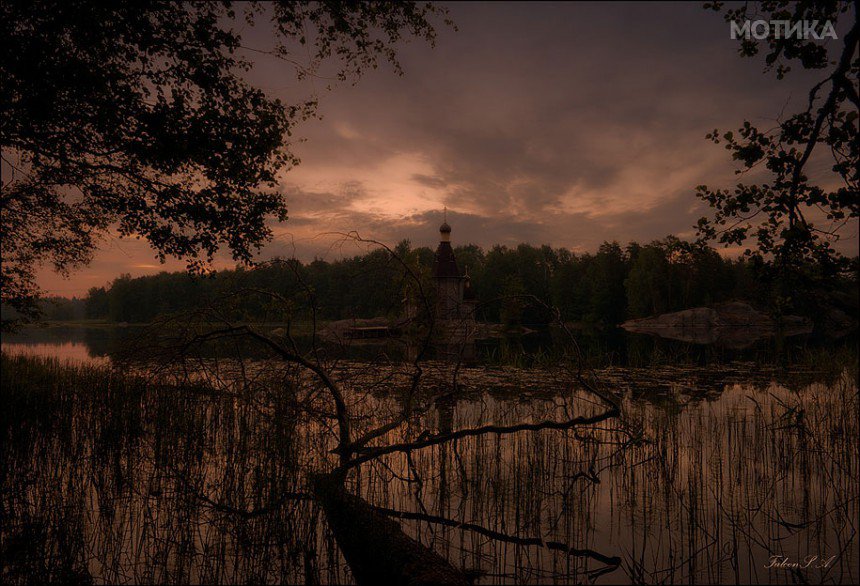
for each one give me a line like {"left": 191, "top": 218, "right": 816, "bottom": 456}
{"left": 820, "top": 307, "right": 858, "bottom": 339}
{"left": 712, "top": 301, "right": 775, "bottom": 327}
{"left": 621, "top": 302, "right": 813, "bottom": 349}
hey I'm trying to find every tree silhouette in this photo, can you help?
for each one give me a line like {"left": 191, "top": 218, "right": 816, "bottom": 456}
{"left": 128, "top": 235, "right": 625, "bottom": 584}
{"left": 0, "top": 1, "right": 451, "bottom": 326}
{"left": 696, "top": 1, "right": 858, "bottom": 313}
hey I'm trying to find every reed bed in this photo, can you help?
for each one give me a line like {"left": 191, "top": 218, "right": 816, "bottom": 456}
{"left": 1, "top": 351, "right": 857, "bottom": 584}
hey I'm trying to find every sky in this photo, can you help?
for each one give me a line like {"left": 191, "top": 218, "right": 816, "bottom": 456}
{"left": 38, "top": 1, "right": 857, "bottom": 296}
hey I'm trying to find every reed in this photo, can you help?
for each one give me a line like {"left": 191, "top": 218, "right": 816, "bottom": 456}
{"left": 1, "top": 351, "right": 857, "bottom": 584}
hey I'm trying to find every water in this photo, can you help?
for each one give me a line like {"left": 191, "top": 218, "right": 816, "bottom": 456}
{"left": 1, "top": 327, "right": 857, "bottom": 584}
{"left": 0, "top": 322, "right": 838, "bottom": 367}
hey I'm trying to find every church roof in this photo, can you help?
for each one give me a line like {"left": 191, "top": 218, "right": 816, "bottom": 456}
{"left": 432, "top": 241, "right": 460, "bottom": 278}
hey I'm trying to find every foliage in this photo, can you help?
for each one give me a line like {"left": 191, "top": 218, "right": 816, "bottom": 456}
{"left": 696, "top": 1, "right": 859, "bottom": 312}
{"left": 0, "top": 1, "right": 451, "bottom": 326}
{"left": 56, "top": 237, "right": 855, "bottom": 327}
{"left": 626, "top": 246, "right": 670, "bottom": 317}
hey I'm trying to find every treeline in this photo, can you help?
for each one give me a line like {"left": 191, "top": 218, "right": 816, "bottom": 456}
{"left": 0, "top": 296, "right": 86, "bottom": 323}
{"left": 75, "top": 236, "right": 849, "bottom": 326}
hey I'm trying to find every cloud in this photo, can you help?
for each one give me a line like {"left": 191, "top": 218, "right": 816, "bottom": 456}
{"left": 411, "top": 174, "right": 448, "bottom": 189}
{"left": 37, "top": 2, "right": 857, "bottom": 295}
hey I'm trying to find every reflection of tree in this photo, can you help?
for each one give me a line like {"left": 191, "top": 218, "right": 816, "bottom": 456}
{"left": 136, "top": 235, "right": 627, "bottom": 583}
{"left": 3, "top": 338, "right": 855, "bottom": 583}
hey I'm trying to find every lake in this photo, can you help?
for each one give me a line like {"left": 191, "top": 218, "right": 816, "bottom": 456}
{"left": 1, "top": 325, "right": 857, "bottom": 584}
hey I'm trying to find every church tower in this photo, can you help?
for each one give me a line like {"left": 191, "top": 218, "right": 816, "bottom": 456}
{"left": 432, "top": 216, "right": 463, "bottom": 321}
{"left": 428, "top": 212, "right": 478, "bottom": 362}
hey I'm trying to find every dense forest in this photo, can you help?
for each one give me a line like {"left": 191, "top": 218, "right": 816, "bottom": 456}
{"left": 26, "top": 237, "right": 846, "bottom": 327}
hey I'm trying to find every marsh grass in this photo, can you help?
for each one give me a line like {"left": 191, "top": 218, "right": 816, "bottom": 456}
{"left": 1, "top": 351, "right": 857, "bottom": 584}
{"left": 0, "top": 353, "right": 349, "bottom": 584}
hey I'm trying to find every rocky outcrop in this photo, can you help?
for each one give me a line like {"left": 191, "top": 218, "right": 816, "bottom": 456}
{"left": 820, "top": 307, "right": 858, "bottom": 339}
{"left": 621, "top": 302, "right": 813, "bottom": 348}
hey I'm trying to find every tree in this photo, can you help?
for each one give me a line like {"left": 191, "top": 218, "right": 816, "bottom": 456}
{"left": 625, "top": 245, "right": 670, "bottom": 318}
{"left": 551, "top": 249, "right": 590, "bottom": 322}
{"left": 696, "top": 1, "right": 858, "bottom": 313}
{"left": 586, "top": 242, "right": 628, "bottom": 324}
{"left": 0, "top": 1, "right": 451, "bottom": 326}
{"left": 84, "top": 286, "right": 109, "bottom": 320}
{"left": 132, "top": 236, "right": 624, "bottom": 583}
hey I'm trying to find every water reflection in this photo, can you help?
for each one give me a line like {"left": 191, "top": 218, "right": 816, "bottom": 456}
{"left": 1, "top": 324, "right": 846, "bottom": 368}
{"left": 1, "top": 340, "right": 109, "bottom": 364}
{"left": 1, "top": 331, "right": 857, "bottom": 584}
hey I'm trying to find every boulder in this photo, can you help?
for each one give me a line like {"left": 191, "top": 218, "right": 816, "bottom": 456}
{"left": 820, "top": 307, "right": 858, "bottom": 339}
{"left": 621, "top": 302, "right": 812, "bottom": 348}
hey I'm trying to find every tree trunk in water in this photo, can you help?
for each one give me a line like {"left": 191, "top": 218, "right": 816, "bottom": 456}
{"left": 312, "top": 473, "right": 470, "bottom": 586}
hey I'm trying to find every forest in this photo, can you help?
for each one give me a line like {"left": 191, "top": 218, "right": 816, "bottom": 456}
{"left": 31, "top": 236, "right": 856, "bottom": 326}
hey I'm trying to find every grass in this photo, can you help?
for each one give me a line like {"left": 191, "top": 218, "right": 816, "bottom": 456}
{"left": 0, "top": 353, "right": 331, "bottom": 584}
{"left": 1, "top": 351, "right": 857, "bottom": 584}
